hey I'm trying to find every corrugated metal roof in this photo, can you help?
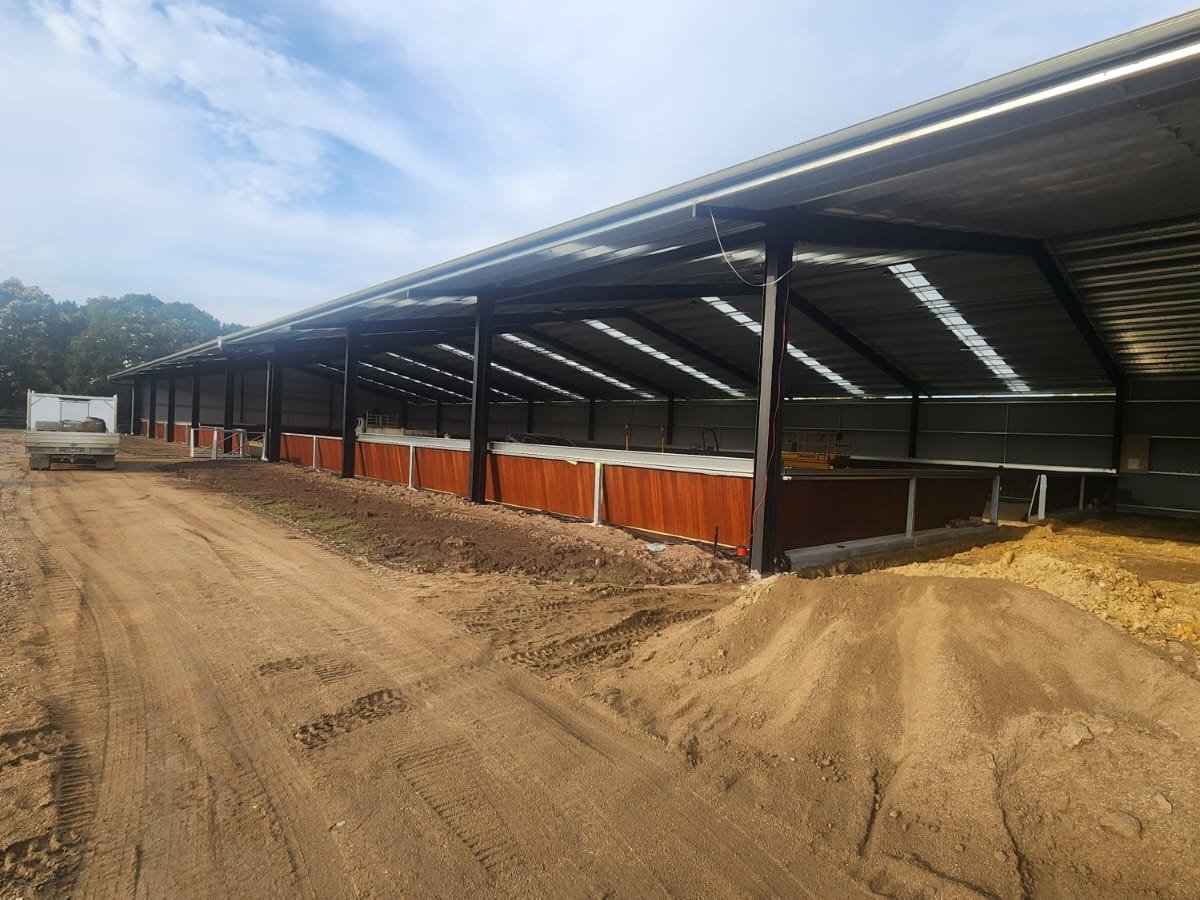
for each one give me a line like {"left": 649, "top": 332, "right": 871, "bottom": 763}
{"left": 116, "top": 12, "right": 1200, "bottom": 400}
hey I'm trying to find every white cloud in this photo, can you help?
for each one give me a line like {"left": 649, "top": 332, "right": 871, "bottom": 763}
{"left": 0, "top": 0, "right": 1194, "bottom": 326}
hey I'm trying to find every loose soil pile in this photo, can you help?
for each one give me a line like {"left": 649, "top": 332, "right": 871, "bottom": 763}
{"left": 174, "top": 460, "right": 745, "bottom": 586}
{"left": 895, "top": 517, "right": 1200, "bottom": 675}
{"left": 589, "top": 573, "right": 1200, "bottom": 898}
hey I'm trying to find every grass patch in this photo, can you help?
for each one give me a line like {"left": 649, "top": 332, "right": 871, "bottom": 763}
{"left": 257, "top": 498, "right": 376, "bottom": 552}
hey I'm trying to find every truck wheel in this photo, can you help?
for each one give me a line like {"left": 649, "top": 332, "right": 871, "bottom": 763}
{"left": 28, "top": 455, "right": 50, "bottom": 471}
{"left": 96, "top": 456, "right": 115, "bottom": 471}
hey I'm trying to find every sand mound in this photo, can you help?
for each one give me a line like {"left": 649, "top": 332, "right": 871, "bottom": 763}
{"left": 592, "top": 573, "right": 1200, "bottom": 898}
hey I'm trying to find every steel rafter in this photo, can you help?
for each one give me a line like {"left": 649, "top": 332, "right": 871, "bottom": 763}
{"left": 519, "top": 326, "right": 672, "bottom": 397}
{"left": 622, "top": 309, "right": 757, "bottom": 387}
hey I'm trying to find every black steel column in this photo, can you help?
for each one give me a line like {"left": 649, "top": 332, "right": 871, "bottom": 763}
{"left": 467, "top": 295, "right": 494, "bottom": 502}
{"left": 165, "top": 377, "right": 177, "bottom": 442}
{"left": 266, "top": 352, "right": 283, "bottom": 463}
{"left": 666, "top": 393, "right": 676, "bottom": 445}
{"left": 147, "top": 375, "right": 157, "bottom": 437}
{"left": 1112, "top": 381, "right": 1126, "bottom": 472}
{"left": 587, "top": 396, "right": 596, "bottom": 443}
{"left": 130, "top": 376, "right": 143, "bottom": 435}
{"left": 749, "top": 227, "right": 795, "bottom": 574}
{"left": 525, "top": 400, "right": 535, "bottom": 434}
{"left": 190, "top": 373, "right": 201, "bottom": 431}
{"left": 908, "top": 392, "right": 920, "bottom": 458}
{"left": 435, "top": 400, "right": 443, "bottom": 436}
{"left": 222, "top": 363, "right": 235, "bottom": 453}
{"left": 341, "top": 331, "right": 360, "bottom": 478}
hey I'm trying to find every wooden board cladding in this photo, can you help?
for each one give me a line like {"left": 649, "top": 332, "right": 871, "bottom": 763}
{"left": 279, "top": 433, "right": 315, "bottom": 468}
{"left": 315, "top": 437, "right": 342, "bottom": 472}
{"left": 913, "top": 476, "right": 993, "bottom": 531}
{"left": 412, "top": 447, "right": 468, "bottom": 495}
{"left": 602, "top": 466, "right": 751, "bottom": 547}
{"left": 173, "top": 424, "right": 188, "bottom": 444}
{"left": 485, "top": 455, "right": 595, "bottom": 520}
{"left": 774, "top": 478, "right": 909, "bottom": 551}
{"left": 357, "top": 441, "right": 410, "bottom": 485}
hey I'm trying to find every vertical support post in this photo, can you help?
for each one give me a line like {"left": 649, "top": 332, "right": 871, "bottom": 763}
{"left": 1111, "top": 383, "right": 1126, "bottom": 472}
{"left": 130, "top": 375, "right": 143, "bottom": 436}
{"left": 587, "top": 396, "right": 597, "bottom": 443}
{"left": 341, "top": 331, "right": 359, "bottom": 478}
{"left": 222, "top": 363, "right": 235, "bottom": 453}
{"left": 749, "top": 226, "right": 794, "bottom": 575}
{"left": 165, "top": 377, "right": 177, "bottom": 442}
{"left": 905, "top": 476, "right": 917, "bottom": 538}
{"left": 525, "top": 400, "right": 535, "bottom": 434}
{"left": 1037, "top": 473, "right": 1048, "bottom": 521}
{"left": 265, "top": 351, "right": 283, "bottom": 463}
{"left": 400, "top": 398, "right": 408, "bottom": 429}
{"left": 408, "top": 444, "right": 416, "bottom": 489}
{"left": 190, "top": 373, "right": 201, "bottom": 431}
{"left": 907, "top": 391, "right": 920, "bottom": 458}
{"left": 991, "top": 473, "right": 1002, "bottom": 525}
{"left": 666, "top": 393, "right": 676, "bottom": 446}
{"left": 1078, "top": 475, "right": 1086, "bottom": 510}
{"left": 147, "top": 375, "right": 158, "bottom": 437}
{"left": 434, "top": 400, "right": 443, "bottom": 437}
{"left": 592, "top": 463, "right": 604, "bottom": 525}
{"left": 467, "top": 295, "right": 494, "bottom": 503}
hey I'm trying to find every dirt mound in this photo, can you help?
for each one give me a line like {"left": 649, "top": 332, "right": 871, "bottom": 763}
{"left": 173, "top": 461, "right": 745, "bottom": 586}
{"left": 591, "top": 573, "right": 1200, "bottom": 898}
{"left": 895, "top": 519, "right": 1200, "bottom": 672}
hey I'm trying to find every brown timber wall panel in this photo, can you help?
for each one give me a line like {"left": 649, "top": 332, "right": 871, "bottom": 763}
{"left": 279, "top": 434, "right": 315, "bottom": 468}
{"left": 357, "top": 441, "right": 410, "bottom": 484}
{"left": 774, "top": 478, "right": 909, "bottom": 550}
{"left": 602, "top": 466, "right": 751, "bottom": 545}
{"left": 154, "top": 422, "right": 166, "bottom": 439}
{"left": 139, "top": 419, "right": 149, "bottom": 436}
{"left": 413, "top": 447, "right": 468, "bottom": 495}
{"left": 486, "top": 455, "right": 594, "bottom": 520}
{"left": 173, "top": 424, "right": 188, "bottom": 443}
{"left": 315, "top": 437, "right": 342, "bottom": 472}
{"left": 913, "top": 476, "right": 993, "bottom": 530}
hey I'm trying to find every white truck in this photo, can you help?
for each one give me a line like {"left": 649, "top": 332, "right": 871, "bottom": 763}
{"left": 25, "top": 391, "right": 120, "bottom": 471}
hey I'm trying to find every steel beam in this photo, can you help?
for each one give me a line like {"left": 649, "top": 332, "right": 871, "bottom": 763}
{"left": 405, "top": 283, "right": 758, "bottom": 303}
{"left": 266, "top": 351, "right": 283, "bottom": 463}
{"left": 519, "top": 326, "right": 671, "bottom": 397}
{"left": 1032, "top": 244, "right": 1124, "bottom": 389}
{"left": 190, "top": 373, "right": 201, "bottom": 431}
{"left": 789, "top": 291, "right": 922, "bottom": 393}
{"left": 165, "top": 377, "right": 177, "bottom": 442}
{"left": 698, "top": 204, "right": 1039, "bottom": 256}
{"left": 749, "top": 226, "right": 795, "bottom": 575}
{"left": 908, "top": 392, "right": 920, "bottom": 458}
{"left": 341, "top": 331, "right": 360, "bottom": 478}
{"left": 623, "top": 309, "right": 757, "bottom": 386}
{"left": 222, "top": 363, "right": 235, "bottom": 453}
{"left": 147, "top": 375, "right": 157, "bottom": 437}
{"left": 467, "top": 297, "right": 494, "bottom": 502}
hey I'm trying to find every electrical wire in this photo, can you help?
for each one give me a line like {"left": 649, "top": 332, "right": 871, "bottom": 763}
{"left": 708, "top": 209, "right": 797, "bottom": 288}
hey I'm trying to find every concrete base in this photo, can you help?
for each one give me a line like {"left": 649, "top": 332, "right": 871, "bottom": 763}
{"left": 784, "top": 524, "right": 1005, "bottom": 573}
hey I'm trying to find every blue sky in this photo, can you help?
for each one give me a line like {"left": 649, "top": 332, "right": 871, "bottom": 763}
{"left": 0, "top": 0, "right": 1193, "bottom": 324}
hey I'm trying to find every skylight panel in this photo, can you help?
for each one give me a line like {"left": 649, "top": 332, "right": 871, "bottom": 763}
{"left": 385, "top": 352, "right": 522, "bottom": 401}
{"left": 888, "top": 263, "right": 1029, "bottom": 392}
{"left": 498, "top": 333, "right": 654, "bottom": 399}
{"left": 582, "top": 320, "right": 744, "bottom": 398}
{"left": 359, "top": 360, "right": 469, "bottom": 400}
{"left": 315, "top": 363, "right": 428, "bottom": 400}
{"left": 435, "top": 344, "right": 585, "bottom": 400}
{"left": 700, "top": 297, "right": 865, "bottom": 396}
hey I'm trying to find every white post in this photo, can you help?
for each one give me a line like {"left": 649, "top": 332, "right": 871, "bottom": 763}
{"left": 408, "top": 444, "right": 416, "bottom": 489}
{"left": 311, "top": 434, "right": 318, "bottom": 471}
{"left": 592, "top": 462, "right": 604, "bottom": 525}
{"left": 905, "top": 476, "right": 917, "bottom": 538}
{"left": 1078, "top": 475, "right": 1086, "bottom": 510}
{"left": 1036, "top": 473, "right": 1048, "bottom": 521}
{"left": 990, "top": 473, "right": 1001, "bottom": 525}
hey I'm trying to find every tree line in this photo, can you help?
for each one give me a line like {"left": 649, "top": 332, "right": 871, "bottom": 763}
{"left": 0, "top": 277, "right": 243, "bottom": 414}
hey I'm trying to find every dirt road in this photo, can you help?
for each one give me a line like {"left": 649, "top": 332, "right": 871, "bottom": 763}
{"left": 0, "top": 438, "right": 864, "bottom": 898}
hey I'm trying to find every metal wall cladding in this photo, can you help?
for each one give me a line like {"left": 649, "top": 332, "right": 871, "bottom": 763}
{"left": 1055, "top": 219, "right": 1200, "bottom": 378}
{"left": 601, "top": 466, "right": 752, "bottom": 548}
